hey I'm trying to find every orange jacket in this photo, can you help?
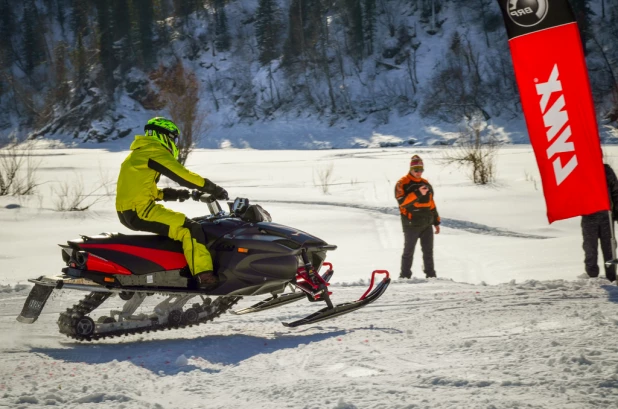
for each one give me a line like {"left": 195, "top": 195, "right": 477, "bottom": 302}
{"left": 395, "top": 173, "right": 440, "bottom": 225}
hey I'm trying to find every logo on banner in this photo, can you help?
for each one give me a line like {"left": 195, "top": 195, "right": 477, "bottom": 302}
{"left": 536, "top": 64, "right": 578, "bottom": 186}
{"left": 507, "top": 0, "right": 549, "bottom": 27}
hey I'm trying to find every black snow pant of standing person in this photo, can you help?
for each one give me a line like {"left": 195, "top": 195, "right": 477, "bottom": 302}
{"left": 400, "top": 222, "right": 436, "bottom": 278}
{"left": 581, "top": 211, "right": 617, "bottom": 282}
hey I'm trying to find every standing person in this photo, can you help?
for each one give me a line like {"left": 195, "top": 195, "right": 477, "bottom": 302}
{"left": 581, "top": 164, "right": 618, "bottom": 282}
{"left": 115, "top": 117, "right": 229, "bottom": 289}
{"left": 395, "top": 155, "right": 441, "bottom": 279}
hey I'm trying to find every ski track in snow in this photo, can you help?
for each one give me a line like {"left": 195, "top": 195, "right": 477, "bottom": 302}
{"left": 1, "top": 279, "right": 618, "bottom": 409}
{"left": 257, "top": 199, "right": 551, "bottom": 240}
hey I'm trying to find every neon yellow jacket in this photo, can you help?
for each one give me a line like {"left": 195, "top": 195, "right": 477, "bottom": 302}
{"left": 116, "top": 136, "right": 214, "bottom": 212}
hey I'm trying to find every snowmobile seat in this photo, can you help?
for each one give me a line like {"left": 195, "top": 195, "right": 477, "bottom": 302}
{"left": 66, "top": 233, "right": 186, "bottom": 275}
{"left": 69, "top": 232, "right": 183, "bottom": 254}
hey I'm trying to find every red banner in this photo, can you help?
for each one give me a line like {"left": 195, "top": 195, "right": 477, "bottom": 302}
{"left": 497, "top": 0, "right": 608, "bottom": 223}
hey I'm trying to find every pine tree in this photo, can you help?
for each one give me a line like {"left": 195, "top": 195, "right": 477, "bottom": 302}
{"left": 71, "top": 0, "right": 89, "bottom": 37}
{"left": 173, "top": 0, "right": 199, "bottom": 19}
{"left": 255, "top": 0, "right": 282, "bottom": 65}
{"left": 214, "top": 0, "right": 230, "bottom": 52}
{"left": 112, "top": 0, "right": 135, "bottom": 72}
{"left": 303, "top": 0, "right": 323, "bottom": 54}
{"left": 73, "top": 31, "right": 87, "bottom": 85}
{"left": 569, "top": 0, "right": 594, "bottom": 54}
{"left": 152, "top": 0, "right": 171, "bottom": 46}
{"left": 56, "top": 0, "right": 66, "bottom": 33}
{"left": 282, "top": 0, "right": 322, "bottom": 68}
{"left": 52, "top": 41, "right": 70, "bottom": 103}
{"left": 282, "top": 0, "right": 304, "bottom": 67}
{"left": 22, "top": 0, "right": 45, "bottom": 74}
{"left": 362, "top": 0, "right": 375, "bottom": 56}
{"left": 134, "top": 0, "right": 155, "bottom": 66}
{"left": 340, "top": 0, "right": 363, "bottom": 60}
{"left": 95, "top": 2, "right": 116, "bottom": 91}
{"left": 0, "top": 0, "right": 15, "bottom": 69}
{"left": 153, "top": 0, "right": 172, "bottom": 18}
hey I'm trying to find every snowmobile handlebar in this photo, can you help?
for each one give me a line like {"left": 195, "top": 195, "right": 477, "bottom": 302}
{"left": 191, "top": 191, "right": 225, "bottom": 216}
{"left": 192, "top": 191, "right": 217, "bottom": 203}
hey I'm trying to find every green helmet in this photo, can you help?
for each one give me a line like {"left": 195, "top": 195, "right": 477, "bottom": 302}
{"left": 144, "top": 117, "right": 180, "bottom": 159}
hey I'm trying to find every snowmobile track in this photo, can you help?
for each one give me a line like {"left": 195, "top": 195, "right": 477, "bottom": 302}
{"left": 57, "top": 292, "right": 242, "bottom": 341}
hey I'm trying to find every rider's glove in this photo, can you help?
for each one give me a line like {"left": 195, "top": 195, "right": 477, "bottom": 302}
{"left": 212, "top": 185, "right": 229, "bottom": 201}
{"left": 177, "top": 189, "right": 190, "bottom": 202}
{"left": 162, "top": 188, "right": 190, "bottom": 202}
{"left": 202, "top": 180, "right": 229, "bottom": 200}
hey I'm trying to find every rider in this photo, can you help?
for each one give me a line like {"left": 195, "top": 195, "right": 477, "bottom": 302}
{"left": 115, "top": 117, "right": 228, "bottom": 289}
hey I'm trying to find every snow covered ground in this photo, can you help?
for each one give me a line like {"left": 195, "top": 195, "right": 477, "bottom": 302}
{"left": 1, "top": 145, "right": 618, "bottom": 408}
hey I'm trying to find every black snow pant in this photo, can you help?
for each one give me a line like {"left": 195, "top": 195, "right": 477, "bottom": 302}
{"left": 581, "top": 211, "right": 616, "bottom": 282}
{"left": 400, "top": 221, "right": 435, "bottom": 278}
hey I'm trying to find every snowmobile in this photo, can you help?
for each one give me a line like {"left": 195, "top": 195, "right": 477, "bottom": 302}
{"left": 16, "top": 195, "right": 390, "bottom": 341}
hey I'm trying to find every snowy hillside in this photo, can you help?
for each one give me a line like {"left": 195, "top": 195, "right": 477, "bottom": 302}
{"left": 1, "top": 146, "right": 618, "bottom": 408}
{"left": 1, "top": 0, "right": 617, "bottom": 147}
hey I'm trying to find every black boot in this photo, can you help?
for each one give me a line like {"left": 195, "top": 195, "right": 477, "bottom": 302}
{"left": 605, "top": 264, "right": 616, "bottom": 282}
{"left": 195, "top": 271, "right": 218, "bottom": 290}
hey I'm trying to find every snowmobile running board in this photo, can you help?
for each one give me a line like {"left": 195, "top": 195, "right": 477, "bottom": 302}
{"left": 282, "top": 270, "right": 390, "bottom": 328}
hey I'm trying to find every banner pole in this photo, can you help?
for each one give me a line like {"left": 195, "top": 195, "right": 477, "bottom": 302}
{"left": 610, "top": 210, "right": 617, "bottom": 284}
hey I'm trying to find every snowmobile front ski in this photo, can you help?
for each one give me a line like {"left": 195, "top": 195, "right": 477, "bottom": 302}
{"left": 232, "top": 263, "right": 334, "bottom": 315}
{"left": 282, "top": 270, "right": 390, "bottom": 328}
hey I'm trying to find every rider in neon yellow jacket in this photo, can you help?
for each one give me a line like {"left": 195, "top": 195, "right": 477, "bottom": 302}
{"left": 115, "top": 117, "right": 228, "bottom": 289}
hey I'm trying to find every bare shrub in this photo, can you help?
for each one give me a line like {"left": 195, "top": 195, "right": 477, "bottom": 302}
{"left": 151, "top": 61, "right": 207, "bottom": 165}
{"left": 52, "top": 171, "right": 114, "bottom": 212}
{"left": 0, "top": 142, "right": 40, "bottom": 196}
{"left": 524, "top": 170, "right": 539, "bottom": 191}
{"left": 313, "top": 162, "right": 335, "bottom": 194}
{"left": 441, "top": 118, "right": 498, "bottom": 185}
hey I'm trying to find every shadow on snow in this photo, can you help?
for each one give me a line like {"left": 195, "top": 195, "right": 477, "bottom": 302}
{"left": 29, "top": 330, "right": 346, "bottom": 375}
{"left": 601, "top": 284, "right": 618, "bottom": 304}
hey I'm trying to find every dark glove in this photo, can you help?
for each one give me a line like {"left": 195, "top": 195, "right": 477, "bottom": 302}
{"left": 212, "top": 185, "right": 229, "bottom": 201}
{"left": 404, "top": 184, "right": 416, "bottom": 195}
{"left": 177, "top": 189, "right": 190, "bottom": 202}
{"left": 162, "top": 188, "right": 190, "bottom": 202}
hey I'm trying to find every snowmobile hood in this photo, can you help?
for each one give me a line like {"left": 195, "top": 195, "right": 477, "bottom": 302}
{"left": 256, "top": 222, "right": 331, "bottom": 248}
{"left": 129, "top": 135, "right": 160, "bottom": 151}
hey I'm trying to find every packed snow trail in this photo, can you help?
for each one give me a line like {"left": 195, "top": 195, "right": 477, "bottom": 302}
{"left": 1, "top": 277, "right": 617, "bottom": 409}
{"left": 256, "top": 199, "right": 551, "bottom": 239}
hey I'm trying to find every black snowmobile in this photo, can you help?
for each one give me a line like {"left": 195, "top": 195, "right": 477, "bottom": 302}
{"left": 17, "top": 195, "right": 390, "bottom": 341}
